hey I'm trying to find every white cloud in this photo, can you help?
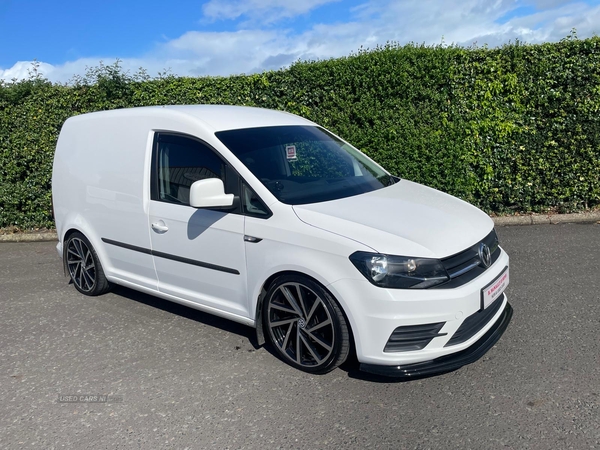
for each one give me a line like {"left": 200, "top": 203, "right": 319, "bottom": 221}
{"left": 202, "top": 0, "right": 340, "bottom": 24}
{"left": 158, "top": 29, "right": 281, "bottom": 74}
{"left": 1, "top": 58, "right": 154, "bottom": 85}
{"left": 0, "top": 61, "right": 56, "bottom": 82}
{"left": 2, "top": 0, "right": 599, "bottom": 84}
{"left": 533, "top": 0, "right": 577, "bottom": 7}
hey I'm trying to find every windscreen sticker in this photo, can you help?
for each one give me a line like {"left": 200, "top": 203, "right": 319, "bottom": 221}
{"left": 286, "top": 145, "right": 297, "bottom": 160}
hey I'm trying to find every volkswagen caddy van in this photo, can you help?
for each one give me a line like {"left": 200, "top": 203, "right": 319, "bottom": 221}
{"left": 52, "top": 105, "right": 512, "bottom": 377}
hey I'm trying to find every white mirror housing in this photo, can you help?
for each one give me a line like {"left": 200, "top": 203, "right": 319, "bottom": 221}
{"left": 189, "top": 178, "right": 234, "bottom": 208}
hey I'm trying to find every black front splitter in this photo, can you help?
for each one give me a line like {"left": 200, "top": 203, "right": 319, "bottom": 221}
{"left": 359, "top": 302, "right": 513, "bottom": 378}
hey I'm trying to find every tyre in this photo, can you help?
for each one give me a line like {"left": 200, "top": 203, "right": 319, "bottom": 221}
{"left": 65, "top": 232, "right": 110, "bottom": 296}
{"left": 264, "top": 274, "right": 350, "bottom": 374}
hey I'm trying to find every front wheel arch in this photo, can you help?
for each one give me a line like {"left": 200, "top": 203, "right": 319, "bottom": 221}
{"left": 255, "top": 271, "right": 354, "bottom": 374}
{"left": 255, "top": 271, "right": 355, "bottom": 343}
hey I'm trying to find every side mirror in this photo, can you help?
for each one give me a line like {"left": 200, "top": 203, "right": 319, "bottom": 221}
{"left": 189, "top": 178, "right": 234, "bottom": 208}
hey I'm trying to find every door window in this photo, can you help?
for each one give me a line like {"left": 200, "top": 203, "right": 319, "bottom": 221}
{"left": 152, "top": 135, "right": 225, "bottom": 206}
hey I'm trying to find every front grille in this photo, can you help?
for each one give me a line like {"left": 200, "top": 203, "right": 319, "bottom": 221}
{"left": 433, "top": 229, "right": 500, "bottom": 289}
{"left": 445, "top": 293, "right": 505, "bottom": 347}
{"left": 384, "top": 322, "right": 447, "bottom": 352}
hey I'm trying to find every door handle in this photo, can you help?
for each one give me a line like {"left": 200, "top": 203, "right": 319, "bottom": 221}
{"left": 151, "top": 221, "right": 169, "bottom": 233}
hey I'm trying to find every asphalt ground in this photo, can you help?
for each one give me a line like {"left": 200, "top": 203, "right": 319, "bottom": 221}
{"left": 0, "top": 223, "right": 598, "bottom": 449}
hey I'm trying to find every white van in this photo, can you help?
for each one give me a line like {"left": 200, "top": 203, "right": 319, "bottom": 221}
{"left": 52, "top": 105, "right": 512, "bottom": 377}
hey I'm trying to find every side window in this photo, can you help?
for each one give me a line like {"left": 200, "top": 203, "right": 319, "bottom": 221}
{"left": 153, "top": 135, "right": 225, "bottom": 206}
{"left": 242, "top": 183, "right": 270, "bottom": 217}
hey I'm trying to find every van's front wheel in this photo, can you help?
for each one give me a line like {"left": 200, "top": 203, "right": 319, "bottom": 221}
{"left": 264, "top": 274, "right": 349, "bottom": 374}
{"left": 65, "top": 232, "right": 110, "bottom": 296}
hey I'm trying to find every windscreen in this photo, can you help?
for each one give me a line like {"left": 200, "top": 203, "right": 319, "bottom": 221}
{"left": 215, "top": 126, "right": 396, "bottom": 205}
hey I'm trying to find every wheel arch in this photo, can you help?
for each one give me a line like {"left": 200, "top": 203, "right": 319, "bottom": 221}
{"left": 254, "top": 270, "right": 356, "bottom": 358}
{"left": 62, "top": 228, "right": 82, "bottom": 275}
{"left": 61, "top": 224, "right": 110, "bottom": 280}
{"left": 62, "top": 227, "right": 112, "bottom": 295}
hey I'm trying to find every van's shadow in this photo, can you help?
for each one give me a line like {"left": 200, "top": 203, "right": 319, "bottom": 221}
{"left": 111, "top": 284, "right": 259, "bottom": 347}
{"left": 110, "top": 284, "right": 448, "bottom": 383}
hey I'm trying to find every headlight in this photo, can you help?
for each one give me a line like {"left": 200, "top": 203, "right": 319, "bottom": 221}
{"left": 349, "top": 252, "right": 450, "bottom": 289}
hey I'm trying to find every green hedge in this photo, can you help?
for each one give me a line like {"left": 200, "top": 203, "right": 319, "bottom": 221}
{"left": 1, "top": 35, "right": 599, "bottom": 229}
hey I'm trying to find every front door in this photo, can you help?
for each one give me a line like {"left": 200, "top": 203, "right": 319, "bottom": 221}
{"left": 148, "top": 133, "right": 249, "bottom": 319}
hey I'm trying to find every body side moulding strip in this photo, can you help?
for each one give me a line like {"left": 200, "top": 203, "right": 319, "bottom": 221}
{"left": 101, "top": 237, "right": 240, "bottom": 275}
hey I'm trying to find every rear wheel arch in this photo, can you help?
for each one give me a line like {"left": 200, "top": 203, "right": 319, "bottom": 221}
{"left": 62, "top": 226, "right": 109, "bottom": 270}
{"left": 63, "top": 227, "right": 81, "bottom": 243}
{"left": 63, "top": 229, "right": 111, "bottom": 296}
{"left": 62, "top": 228, "right": 83, "bottom": 274}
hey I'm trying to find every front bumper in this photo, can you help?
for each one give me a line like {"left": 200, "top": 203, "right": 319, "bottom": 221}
{"left": 326, "top": 247, "right": 512, "bottom": 371}
{"left": 360, "top": 301, "right": 513, "bottom": 378}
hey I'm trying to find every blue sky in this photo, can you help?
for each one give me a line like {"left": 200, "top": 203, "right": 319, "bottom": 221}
{"left": 1, "top": 0, "right": 600, "bottom": 82}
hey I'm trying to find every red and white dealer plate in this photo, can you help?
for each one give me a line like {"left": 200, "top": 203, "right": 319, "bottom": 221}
{"left": 481, "top": 266, "right": 509, "bottom": 309}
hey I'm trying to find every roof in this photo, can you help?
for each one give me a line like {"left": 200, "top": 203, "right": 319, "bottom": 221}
{"left": 71, "top": 105, "right": 315, "bottom": 132}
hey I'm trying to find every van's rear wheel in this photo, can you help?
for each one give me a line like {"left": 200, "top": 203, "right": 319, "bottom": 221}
{"left": 264, "top": 274, "right": 349, "bottom": 374}
{"left": 65, "top": 232, "right": 110, "bottom": 296}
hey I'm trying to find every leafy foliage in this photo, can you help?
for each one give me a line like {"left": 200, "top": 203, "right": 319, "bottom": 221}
{"left": 1, "top": 37, "right": 599, "bottom": 229}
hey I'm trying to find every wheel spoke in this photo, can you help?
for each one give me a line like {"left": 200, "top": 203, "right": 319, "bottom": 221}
{"left": 300, "top": 333, "right": 323, "bottom": 363}
{"left": 82, "top": 268, "right": 94, "bottom": 290}
{"left": 295, "top": 325, "right": 302, "bottom": 364}
{"left": 73, "top": 239, "right": 84, "bottom": 259}
{"left": 83, "top": 249, "right": 92, "bottom": 267}
{"left": 295, "top": 284, "right": 309, "bottom": 319}
{"left": 305, "top": 318, "right": 331, "bottom": 333}
{"left": 78, "top": 265, "right": 85, "bottom": 289}
{"left": 69, "top": 261, "right": 80, "bottom": 278}
{"left": 305, "top": 329, "right": 333, "bottom": 352}
{"left": 270, "top": 303, "right": 298, "bottom": 315}
{"left": 306, "top": 297, "right": 320, "bottom": 323}
{"left": 280, "top": 286, "right": 303, "bottom": 317}
{"left": 68, "top": 259, "right": 82, "bottom": 267}
{"left": 270, "top": 318, "right": 298, "bottom": 328}
{"left": 281, "top": 321, "right": 294, "bottom": 352}
{"left": 84, "top": 257, "right": 95, "bottom": 271}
